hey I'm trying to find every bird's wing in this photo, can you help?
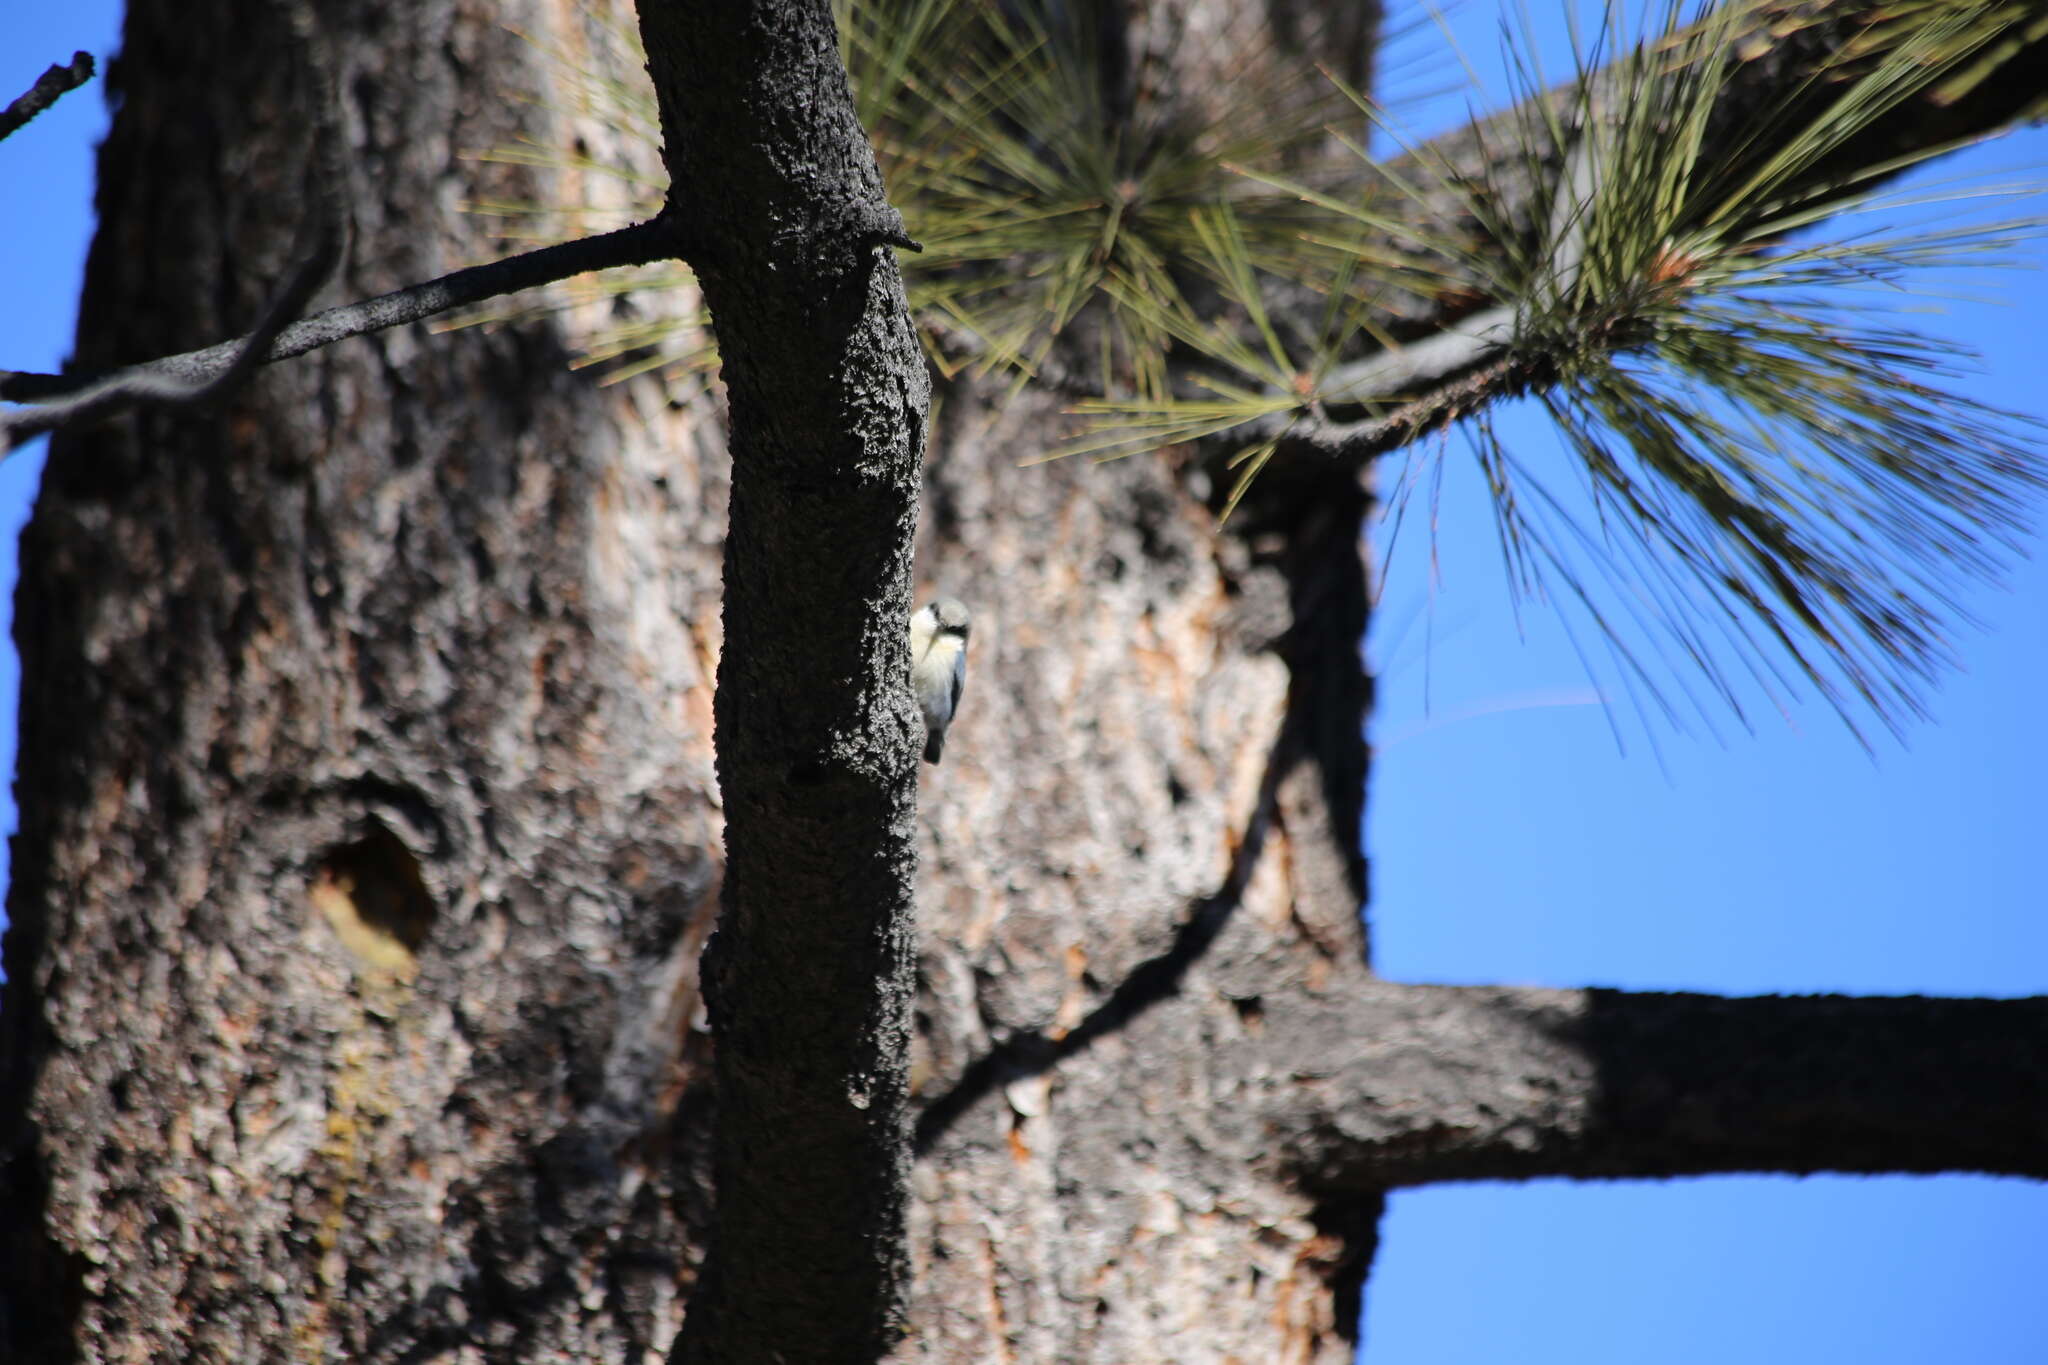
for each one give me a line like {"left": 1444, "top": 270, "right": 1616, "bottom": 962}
{"left": 949, "top": 644, "right": 967, "bottom": 712}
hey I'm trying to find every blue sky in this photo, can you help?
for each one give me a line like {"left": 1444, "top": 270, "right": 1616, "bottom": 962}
{"left": 4, "top": 5, "right": 2044, "bottom": 1363}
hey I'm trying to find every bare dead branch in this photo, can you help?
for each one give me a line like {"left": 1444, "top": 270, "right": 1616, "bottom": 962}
{"left": 1, "top": 231, "right": 341, "bottom": 450}
{"left": 1, "top": 217, "right": 681, "bottom": 446}
{"left": 4, "top": 1, "right": 352, "bottom": 451}
{"left": 0, "top": 52, "right": 94, "bottom": 145}
{"left": 642, "top": 0, "right": 931, "bottom": 1358}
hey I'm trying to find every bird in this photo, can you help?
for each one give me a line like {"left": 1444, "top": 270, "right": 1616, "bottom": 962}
{"left": 908, "top": 597, "right": 971, "bottom": 764}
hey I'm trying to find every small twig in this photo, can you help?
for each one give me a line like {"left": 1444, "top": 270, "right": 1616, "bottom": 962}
{"left": 1215, "top": 308, "right": 1530, "bottom": 472}
{"left": 1228, "top": 123, "right": 1598, "bottom": 474}
{"left": 0, "top": 51, "right": 94, "bottom": 145}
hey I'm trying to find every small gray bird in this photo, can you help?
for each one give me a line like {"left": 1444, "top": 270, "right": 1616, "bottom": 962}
{"left": 908, "top": 597, "right": 971, "bottom": 764}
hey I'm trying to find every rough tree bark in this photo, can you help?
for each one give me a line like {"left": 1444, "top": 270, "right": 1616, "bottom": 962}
{"left": 3, "top": 2, "right": 2044, "bottom": 1364}
{"left": 2, "top": 1, "right": 731, "bottom": 1358}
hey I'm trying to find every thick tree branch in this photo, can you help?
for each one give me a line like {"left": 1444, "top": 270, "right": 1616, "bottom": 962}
{"left": 1, "top": 217, "right": 681, "bottom": 425}
{"left": 1259, "top": 983, "right": 2048, "bottom": 1188}
{"left": 0, "top": 52, "right": 94, "bottom": 145}
{"left": 638, "top": 3, "right": 929, "bottom": 1363}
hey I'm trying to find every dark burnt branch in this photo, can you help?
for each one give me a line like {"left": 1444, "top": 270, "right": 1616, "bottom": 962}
{"left": 640, "top": 2, "right": 929, "bottom": 1362}
{"left": 2, "top": 217, "right": 680, "bottom": 423}
{"left": 2, "top": 225, "right": 339, "bottom": 450}
{"left": 1264, "top": 983, "right": 2048, "bottom": 1188}
{"left": 0, "top": 52, "right": 94, "bottom": 145}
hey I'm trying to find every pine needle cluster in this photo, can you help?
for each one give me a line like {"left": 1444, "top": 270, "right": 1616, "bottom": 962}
{"left": 1388, "top": 2, "right": 2047, "bottom": 736}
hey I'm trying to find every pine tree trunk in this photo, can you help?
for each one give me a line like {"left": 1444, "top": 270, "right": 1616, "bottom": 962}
{"left": 2, "top": 1, "right": 731, "bottom": 1358}
{"left": 901, "top": 384, "right": 1380, "bottom": 1362}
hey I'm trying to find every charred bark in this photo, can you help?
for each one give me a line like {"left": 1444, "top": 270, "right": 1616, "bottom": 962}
{"left": 638, "top": 2, "right": 930, "bottom": 1361}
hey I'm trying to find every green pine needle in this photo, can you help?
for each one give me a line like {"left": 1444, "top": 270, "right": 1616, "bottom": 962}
{"left": 1385, "top": 0, "right": 2048, "bottom": 737}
